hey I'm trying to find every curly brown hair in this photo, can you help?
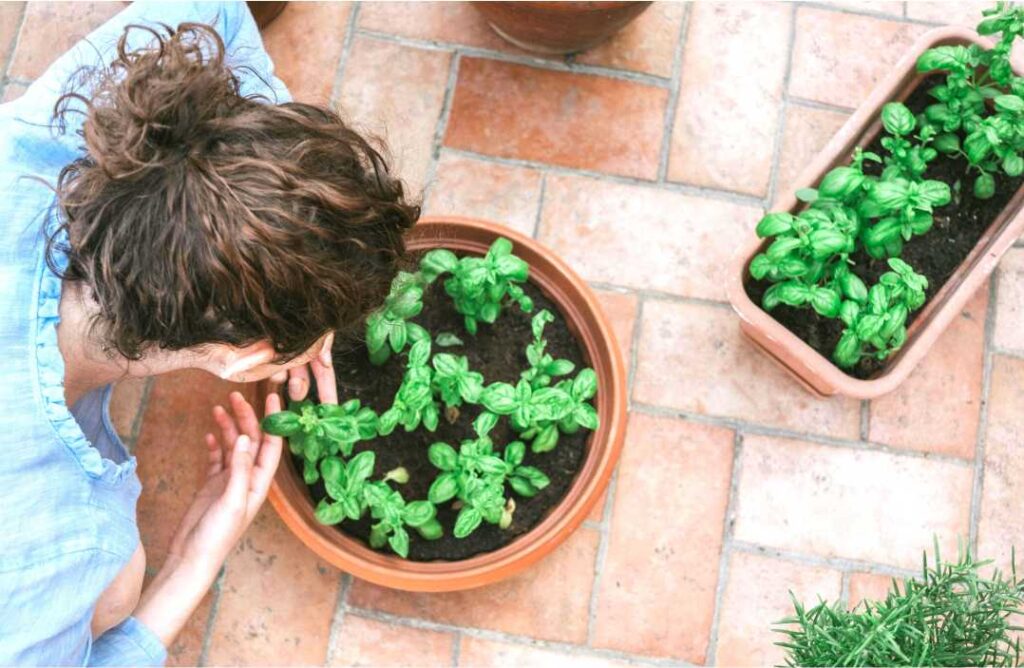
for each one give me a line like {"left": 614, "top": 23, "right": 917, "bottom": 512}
{"left": 48, "top": 22, "right": 418, "bottom": 362}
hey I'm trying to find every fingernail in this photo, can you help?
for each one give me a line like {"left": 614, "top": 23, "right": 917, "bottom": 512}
{"left": 320, "top": 335, "right": 334, "bottom": 367}
{"left": 288, "top": 377, "right": 305, "bottom": 399}
{"left": 237, "top": 436, "right": 250, "bottom": 453}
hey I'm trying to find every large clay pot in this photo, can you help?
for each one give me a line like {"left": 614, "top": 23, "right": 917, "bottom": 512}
{"left": 727, "top": 27, "right": 1024, "bottom": 399}
{"left": 258, "top": 216, "right": 628, "bottom": 591}
{"left": 473, "top": 1, "right": 651, "bottom": 55}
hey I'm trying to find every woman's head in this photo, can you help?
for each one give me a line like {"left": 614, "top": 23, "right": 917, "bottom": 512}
{"left": 50, "top": 22, "right": 418, "bottom": 380}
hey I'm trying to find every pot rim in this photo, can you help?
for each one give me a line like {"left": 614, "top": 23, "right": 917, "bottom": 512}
{"left": 727, "top": 25, "right": 1024, "bottom": 399}
{"left": 261, "top": 216, "right": 628, "bottom": 591}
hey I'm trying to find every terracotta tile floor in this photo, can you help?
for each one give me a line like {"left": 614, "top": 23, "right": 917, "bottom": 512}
{"left": 3, "top": 1, "right": 1021, "bottom": 665}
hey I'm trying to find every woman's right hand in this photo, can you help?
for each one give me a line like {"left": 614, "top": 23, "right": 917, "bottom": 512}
{"left": 133, "top": 391, "right": 283, "bottom": 648}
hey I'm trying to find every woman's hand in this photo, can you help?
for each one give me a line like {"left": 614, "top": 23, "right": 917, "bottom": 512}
{"left": 134, "top": 391, "right": 284, "bottom": 648}
{"left": 165, "top": 391, "right": 284, "bottom": 573}
{"left": 271, "top": 332, "right": 337, "bottom": 404}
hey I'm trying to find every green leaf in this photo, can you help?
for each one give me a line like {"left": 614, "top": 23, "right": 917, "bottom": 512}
{"left": 388, "top": 527, "right": 410, "bottom": 558}
{"left": 435, "top": 332, "right": 464, "bottom": 347}
{"left": 428, "top": 442, "right": 458, "bottom": 471}
{"left": 517, "top": 466, "right": 550, "bottom": 491}
{"left": 964, "top": 131, "right": 992, "bottom": 165}
{"left": 407, "top": 339, "right": 431, "bottom": 367}
{"left": 261, "top": 411, "right": 301, "bottom": 437}
{"left": 504, "top": 441, "right": 526, "bottom": 467}
{"left": 995, "top": 94, "right": 1024, "bottom": 114}
{"left": 495, "top": 255, "right": 528, "bottom": 281}
{"left": 755, "top": 212, "right": 796, "bottom": 238}
{"left": 314, "top": 499, "right": 346, "bottom": 525}
{"left": 839, "top": 273, "right": 868, "bottom": 304}
{"left": 573, "top": 403, "right": 600, "bottom": 430}
{"left": 320, "top": 456, "right": 344, "bottom": 486}
{"left": 488, "top": 237, "right": 514, "bottom": 259}
{"left": 870, "top": 179, "right": 910, "bottom": 211}
{"left": 481, "top": 383, "right": 518, "bottom": 414}
{"left": 833, "top": 330, "right": 863, "bottom": 368}
{"left": 532, "top": 424, "right": 560, "bottom": 453}
{"left": 881, "top": 102, "right": 915, "bottom": 136}
{"left": 810, "top": 287, "right": 842, "bottom": 319}
{"left": 420, "top": 249, "right": 458, "bottom": 280}
{"left": 571, "top": 368, "right": 598, "bottom": 400}
{"left": 975, "top": 173, "right": 996, "bottom": 200}
{"left": 473, "top": 411, "right": 499, "bottom": 437}
{"left": 916, "top": 45, "right": 969, "bottom": 72}
{"left": 818, "top": 167, "right": 866, "bottom": 200}
{"left": 378, "top": 408, "right": 401, "bottom": 436}
{"left": 432, "top": 354, "right": 461, "bottom": 380}
{"left": 808, "top": 229, "right": 848, "bottom": 260}
{"left": 795, "top": 187, "right": 819, "bottom": 203}
{"left": 932, "top": 133, "right": 961, "bottom": 154}
{"left": 348, "top": 450, "right": 376, "bottom": 482}
{"left": 428, "top": 472, "right": 458, "bottom": 504}
{"left": 1004, "top": 153, "right": 1024, "bottom": 177}
{"left": 388, "top": 321, "right": 408, "bottom": 353}
{"left": 917, "top": 180, "right": 951, "bottom": 207}
{"left": 546, "top": 359, "right": 575, "bottom": 377}
{"left": 416, "top": 518, "right": 443, "bottom": 541}
{"left": 453, "top": 506, "right": 483, "bottom": 538}
{"left": 402, "top": 500, "right": 436, "bottom": 528}
{"left": 509, "top": 476, "right": 538, "bottom": 497}
{"left": 366, "top": 312, "right": 389, "bottom": 354}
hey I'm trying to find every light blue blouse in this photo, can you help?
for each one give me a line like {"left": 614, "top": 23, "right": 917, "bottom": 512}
{"left": 0, "top": 2, "right": 289, "bottom": 664}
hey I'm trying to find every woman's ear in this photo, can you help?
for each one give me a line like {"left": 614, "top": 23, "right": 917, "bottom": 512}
{"left": 212, "top": 340, "right": 279, "bottom": 382}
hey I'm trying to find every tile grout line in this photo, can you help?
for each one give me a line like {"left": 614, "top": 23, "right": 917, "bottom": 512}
{"left": 586, "top": 281, "right": 733, "bottom": 310}
{"left": 324, "top": 573, "right": 353, "bottom": 664}
{"left": 703, "top": 431, "right": 744, "bottom": 666}
{"left": 327, "top": 2, "right": 363, "bottom": 108}
{"left": 763, "top": 2, "right": 799, "bottom": 210}
{"left": 341, "top": 606, "right": 693, "bottom": 667}
{"left": 630, "top": 401, "right": 976, "bottom": 467}
{"left": 0, "top": 2, "right": 28, "bottom": 100}
{"left": 859, "top": 400, "right": 871, "bottom": 441}
{"left": 440, "top": 146, "right": 767, "bottom": 208}
{"left": 968, "top": 274, "right": 999, "bottom": 552}
{"left": 197, "top": 565, "right": 228, "bottom": 666}
{"left": 730, "top": 540, "right": 921, "bottom": 580}
{"left": 450, "top": 632, "right": 462, "bottom": 667}
{"left": 788, "top": 95, "right": 856, "bottom": 115}
{"left": 126, "top": 377, "right": 155, "bottom": 452}
{"left": 584, "top": 468, "right": 617, "bottom": 647}
{"left": 529, "top": 173, "right": 547, "bottom": 240}
{"left": 422, "top": 51, "right": 462, "bottom": 200}
{"left": 353, "top": 28, "right": 673, "bottom": 89}
{"left": 655, "top": 2, "right": 691, "bottom": 183}
{"left": 839, "top": 570, "right": 852, "bottom": 608}
{"left": 803, "top": 1, "right": 934, "bottom": 25}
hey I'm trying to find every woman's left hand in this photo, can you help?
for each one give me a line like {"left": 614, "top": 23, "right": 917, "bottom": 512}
{"left": 271, "top": 332, "right": 337, "bottom": 404}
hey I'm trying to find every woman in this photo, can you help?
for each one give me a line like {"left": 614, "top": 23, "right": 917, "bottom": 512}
{"left": 0, "top": 2, "right": 417, "bottom": 664}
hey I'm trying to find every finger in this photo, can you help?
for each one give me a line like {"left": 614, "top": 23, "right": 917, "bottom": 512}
{"left": 287, "top": 365, "right": 310, "bottom": 402}
{"left": 229, "top": 391, "right": 260, "bottom": 445}
{"left": 310, "top": 357, "right": 338, "bottom": 405}
{"left": 212, "top": 405, "right": 239, "bottom": 447}
{"left": 318, "top": 332, "right": 335, "bottom": 368}
{"left": 269, "top": 369, "right": 288, "bottom": 387}
{"left": 224, "top": 435, "right": 255, "bottom": 513}
{"left": 249, "top": 394, "right": 285, "bottom": 514}
{"left": 205, "top": 433, "right": 223, "bottom": 476}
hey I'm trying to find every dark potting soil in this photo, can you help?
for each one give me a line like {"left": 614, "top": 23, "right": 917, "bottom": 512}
{"left": 296, "top": 277, "right": 590, "bottom": 562}
{"left": 746, "top": 74, "right": 1024, "bottom": 379}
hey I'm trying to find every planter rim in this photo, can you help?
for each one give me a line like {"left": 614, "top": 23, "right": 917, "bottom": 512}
{"left": 727, "top": 25, "right": 1024, "bottom": 399}
{"left": 261, "top": 216, "right": 628, "bottom": 591}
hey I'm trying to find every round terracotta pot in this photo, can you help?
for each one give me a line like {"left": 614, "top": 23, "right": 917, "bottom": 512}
{"left": 246, "top": 1, "right": 287, "bottom": 30}
{"left": 473, "top": 1, "right": 652, "bottom": 55}
{"left": 258, "top": 216, "right": 628, "bottom": 592}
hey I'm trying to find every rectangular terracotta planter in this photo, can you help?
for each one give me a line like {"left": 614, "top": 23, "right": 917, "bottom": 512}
{"left": 728, "top": 26, "right": 1024, "bottom": 400}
